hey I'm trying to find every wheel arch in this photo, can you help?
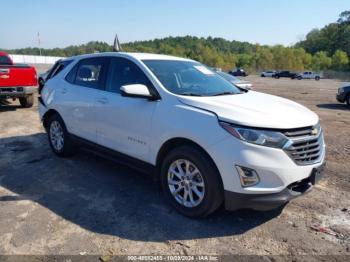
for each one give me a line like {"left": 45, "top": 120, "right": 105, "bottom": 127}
{"left": 42, "top": 109, "right": 61, "bottom": 130}
{"left": 155, "top": 137, "right": 224, "bottom": 187}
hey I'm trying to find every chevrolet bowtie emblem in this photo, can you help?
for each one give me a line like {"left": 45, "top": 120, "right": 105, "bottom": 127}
{"left": 311, "top": 128, "right": 318, "bottom": 135}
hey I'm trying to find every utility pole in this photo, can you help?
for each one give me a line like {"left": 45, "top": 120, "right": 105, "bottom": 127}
{"left": 37, "top": 32, "right": 42, "bottom": 56}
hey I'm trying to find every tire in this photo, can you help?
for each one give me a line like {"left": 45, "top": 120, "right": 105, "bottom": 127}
{"left": 261, "top": 74, "right": 265, "bottom": 77}
{"left": 19, "top": 95, "right": 34, "bottom": 108}
{"left": 160, "top": 146, "right": 224, "bottom": 218}
{"left": 298, "top": 76, "right": 302, "bottom": 80}
{"left": 47, "top": 114, "right": 76, "bottom": 157}
{"left": 315, "top": 76, "right": 320, "bottom": 81}
{"left": 275, "top": 75, "right": 280, "bottom": 79}
{"left": 346, "top": 94, "right": 350, "bottom": 106}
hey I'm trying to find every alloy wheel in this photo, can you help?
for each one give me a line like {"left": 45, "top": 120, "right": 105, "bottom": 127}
{"left": 167, "top": 159, "right": 205, "bottom": 208}
{"left": 49, "top": 120, "right": 64, "bottom": 151}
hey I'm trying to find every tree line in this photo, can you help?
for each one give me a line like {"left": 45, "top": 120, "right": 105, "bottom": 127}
{"left": 2, "top": 11, "right": 349, "bottom": 73}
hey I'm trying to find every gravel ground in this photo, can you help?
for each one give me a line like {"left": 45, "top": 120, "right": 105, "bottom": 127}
{"left": 0, "top": 76, "right": 349, "bottom": 258}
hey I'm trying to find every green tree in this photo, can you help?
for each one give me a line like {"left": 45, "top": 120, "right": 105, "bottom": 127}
{"left": 312, "top": 51, "right": 332, "bottom": 71}
{"left": 332, "top": 50, "right": 349, "bottom": 70}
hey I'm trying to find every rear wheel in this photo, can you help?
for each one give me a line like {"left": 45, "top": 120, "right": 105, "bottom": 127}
{"left": 315, "top": 76, "right": 320, "bottom": 81}
{"left": 19, "top": 95, "right": 34, "bottom": 108}
{"left": 160, "top": 146, "right": 223, "bottom": 218}
{"left": 346, "top": 94, "right": 350, "bottom": 106}
{"left": 47, "top": 114, "right": 76, "bottom": 157}
{"left": 298, "top": 76, "right": 302, "bottom": 80}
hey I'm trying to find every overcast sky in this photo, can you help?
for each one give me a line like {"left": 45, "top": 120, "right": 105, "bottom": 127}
{"left": 1, "top": 0, "right": 348, "bottom": 49}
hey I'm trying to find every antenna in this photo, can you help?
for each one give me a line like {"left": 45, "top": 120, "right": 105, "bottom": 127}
{"left": 113, "top": 34, "right": 122, "bottom": 52}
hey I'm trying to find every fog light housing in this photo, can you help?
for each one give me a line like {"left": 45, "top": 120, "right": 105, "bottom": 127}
{"left": 235, "top": 165, "right": 260, "bottom": 187}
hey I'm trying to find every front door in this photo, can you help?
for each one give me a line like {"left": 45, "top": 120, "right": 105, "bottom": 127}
{"left": 94, "top": 57, "right": 158, "bottom": 162}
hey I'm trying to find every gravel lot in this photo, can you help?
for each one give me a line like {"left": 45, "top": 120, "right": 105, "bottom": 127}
{"left": 0, "top": 76, "right": 349, "bottom": 258}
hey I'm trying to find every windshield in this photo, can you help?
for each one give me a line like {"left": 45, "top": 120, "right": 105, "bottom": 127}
{"left": 217, "top": 71, "right": 240, "bottom": 82}
{"left": 143, "top": 60, "right": 242, "bottom": 96}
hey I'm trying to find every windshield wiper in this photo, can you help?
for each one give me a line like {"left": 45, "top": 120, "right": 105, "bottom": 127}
{"left": 211, "top": 91, "right": 238, "bottom": 96}
{"left": 179, "top": 92, "right": 203, "bottom": 97}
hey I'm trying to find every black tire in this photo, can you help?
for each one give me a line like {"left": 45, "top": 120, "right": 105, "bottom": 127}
{"left": 47, "top": 114, "right": 76, "bottom": 157}
{"left": 346, "top": 94, "right": 350, "bottom": 106}
{"left": 315, "top": 76, "right": 320, "bottom": 81}
{"left": 275, "top": 75, "right": 280, "bottom": 79}
{"left": 298, "top": 76, "right": 302, "bottom": 80}
{"left": 19, "top": 95, "right": 34, "bottom": 108}
{"left": 160, "top": 146, "right": 224, "bottom": 218}
{"left": 261, "top": 74, "right": 265, "bottom": 77}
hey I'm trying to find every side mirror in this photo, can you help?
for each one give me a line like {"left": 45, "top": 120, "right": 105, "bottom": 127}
{"left": 120, "top": 84, "right": 155, "bottom": 100}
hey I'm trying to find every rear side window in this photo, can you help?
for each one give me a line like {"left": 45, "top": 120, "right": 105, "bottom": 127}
{"left": 106, "top": 57, "right": 152, "bottom": 94}
{"left": 67, "top": 58, "right": 107, "bottom": 89}
{"left": 47, "top": 60, "right": 72, "bottom": 80}
{"left": 0, "top": 55, "right": 12, "bottom": 65}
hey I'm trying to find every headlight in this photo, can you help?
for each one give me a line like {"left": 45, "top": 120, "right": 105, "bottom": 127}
{"left": 219, "top": 122, "right": 288, "bottom": 148}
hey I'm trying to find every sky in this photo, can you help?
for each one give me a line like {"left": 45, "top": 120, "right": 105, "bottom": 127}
{"left": 1, "top": 0, "right": 349, "bottom": 49}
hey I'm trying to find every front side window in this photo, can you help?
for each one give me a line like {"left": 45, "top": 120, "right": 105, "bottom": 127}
{"left": 143, "top": 60, "right": 242, "bottom": 96}
{"left": 74, "top": 58, "right": 106, "bottom": 89}
{"left": 106, "top": 57, "right": 152, "bottom": 94}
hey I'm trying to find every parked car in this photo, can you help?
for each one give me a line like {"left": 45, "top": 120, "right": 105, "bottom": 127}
{"left": 274, "top": 71, "right": 297, "bottom": 79}
{"left": 39, "top": 52, "right": 326, "bottom": 218}
{"left": 261, "top": 70, "right": 276, "bottom": 77}
{"left": 229, "top": 68, "right": 247, "bottom": 77}
{"left": 296, "top": 71, "right": 321, "bottom": 81}
{"left": 0, "top": 52, "right": 38, "bottom": 107}
{"left": 216, "top": 71, "right": 253, "bottom": 90}
{"left": 336, "top": 83, "right": 350, "bottom": 106}
{"left": 38, "top": 59, "right": 73, "bottom": 94}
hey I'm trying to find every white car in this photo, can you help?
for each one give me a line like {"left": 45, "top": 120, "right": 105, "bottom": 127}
{"left": 39, "top": 52, "right": 326, "bottom": 218}
{"left": 261, "top": 71, "right": 276, "bottom": 77}
{"left": 296, "top": 71, "right": 321, "bottom": 80}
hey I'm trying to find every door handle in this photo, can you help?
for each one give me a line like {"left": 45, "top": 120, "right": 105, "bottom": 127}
{"left": 97, "top": 97, "right": 108, "bottom": 104}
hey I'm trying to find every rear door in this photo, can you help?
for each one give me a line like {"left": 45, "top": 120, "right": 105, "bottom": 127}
{"left": 56, "top": 57, "right": 108, "bottom": 142}
{"left": 94, "top": 57, "right": 157, "bottom": 162}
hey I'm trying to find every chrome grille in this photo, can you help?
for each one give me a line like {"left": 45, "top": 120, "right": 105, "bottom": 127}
{"left": 283, "top": 125, "right": 324, "bottom": 165}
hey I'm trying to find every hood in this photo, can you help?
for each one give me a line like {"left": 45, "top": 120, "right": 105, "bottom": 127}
{"left": 178, "top": 91, "right": 319, "bottom": 129}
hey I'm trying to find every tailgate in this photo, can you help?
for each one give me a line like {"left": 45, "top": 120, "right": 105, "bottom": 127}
{"left": 0, "top": 66, "right": 37, "bottom": 87}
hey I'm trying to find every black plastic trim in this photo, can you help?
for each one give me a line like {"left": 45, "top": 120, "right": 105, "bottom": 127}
{"left": 70, "top": 134, "right": 157, "bottom": 177}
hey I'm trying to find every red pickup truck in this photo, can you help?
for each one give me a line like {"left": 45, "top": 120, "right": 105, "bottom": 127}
{"left": 0, "top": 52, "right": 38, "bottom": 107}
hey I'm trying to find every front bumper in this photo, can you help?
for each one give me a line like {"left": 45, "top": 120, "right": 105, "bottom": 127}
{"left": 0, "top": 86, "right": 37, "bottom": 98}
{"left": 336, "top": 93, "right": 346, "bottom": 103}
{"left": 225, "top": 162, "right": 326, "bottom": 211}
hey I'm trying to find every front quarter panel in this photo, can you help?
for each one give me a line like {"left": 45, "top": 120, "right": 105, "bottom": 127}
{"left": 148, "top": 99, "right": 229, "bottom": 165}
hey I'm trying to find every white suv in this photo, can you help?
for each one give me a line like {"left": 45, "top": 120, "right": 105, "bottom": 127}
{"left": 39, "top": 52, "right": 326, "bottom": 217}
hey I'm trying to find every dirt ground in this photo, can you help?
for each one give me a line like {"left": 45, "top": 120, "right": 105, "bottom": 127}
{"left": 0, "top": 76, "right": 349, "bottom": 258}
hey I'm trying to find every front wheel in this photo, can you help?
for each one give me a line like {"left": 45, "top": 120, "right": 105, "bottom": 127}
{"left": 315, "top": 76, "right": 320, "bottom": 81}
{"left": 19, "top": 95, "right": 34, "bottom": 108}
{"left": 160, "top": 146, "right": 224, "bottom": 218}
{"left": 298, "top": 76, "right": 302, "bottom": 80}
{"left": 346, "top": 94, "right": 350, "bottom": 106}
